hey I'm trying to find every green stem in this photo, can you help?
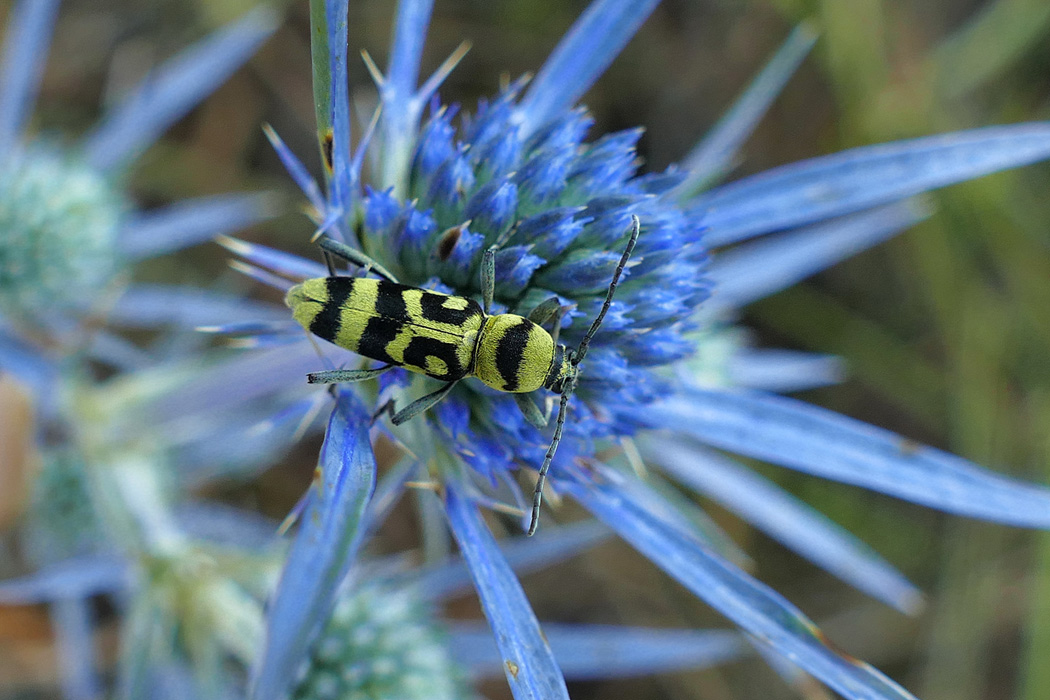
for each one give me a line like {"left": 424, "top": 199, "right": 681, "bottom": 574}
{"left": 310, "top": 0, "right": 333, "bottom": 176}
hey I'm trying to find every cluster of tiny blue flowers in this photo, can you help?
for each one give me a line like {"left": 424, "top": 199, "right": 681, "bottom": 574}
{"left": 356, "top": 85, "right": 707, "bottom": 480}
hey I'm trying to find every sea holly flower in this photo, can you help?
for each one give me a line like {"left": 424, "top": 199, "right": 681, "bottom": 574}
{"left": 222, "top": 2, "right": 1050, "bottom": 699}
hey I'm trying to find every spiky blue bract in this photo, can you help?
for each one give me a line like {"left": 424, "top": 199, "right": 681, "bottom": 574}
{"left": 725, "top": 348, "right": 844, "bottom": 392}
{"left": 52, "top": 595, "right": 103, "bottom": 700}
{"left": 107, "top": 285, "right": 286, "bottom": 329}
{"left": 705, "top": 200, "right": 930, "bottom": 313}
{"left": 444, "top": 486, "right": 569, "bottom": 700}
{"left": 654, "top": 388, "right": 1050, "bottom": 528}
{"left": 263, "top": 125, "right": 325, "bottom": 212}
{"left": 120, "top": 193, "right": 278, "bottom": 260}
{"left": 678, "top": 23, "right": 817, "bottom": 193}
{"left": 323, "top": 0, "right": 354, "bottom": 229}
{"left": 450, "top": 623, "right": 745, "bottom": 680}
{"left": 83, "top": 7, "right": 278, "bottom": 172}
{"left": 648, "top": 440, "right": 923, "bottom": 614}
{"left": 0, "top": 555, "right": 128, "bottom": 604}
{"left": 385, "top": 0, "right": 434, "bottom": 110}
{"left": 376, "top": 0, "right": 435, "bottom": 188}
{"left": 0, "top": 0, "right": 60, "bottom": 156}
{"left": 564, "top": 467, "right": 920, "bottom": 700}
{"left": 695, "top": 123, "right": 1050, "bottom": 246}
{"left": 251, "top": 390, "right": 376, "bottom": 700}
{"left": 516, "top": 0, "right": 661, "bottom": 136}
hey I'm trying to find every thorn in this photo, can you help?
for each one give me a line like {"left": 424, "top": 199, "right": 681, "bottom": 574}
{"left": 405, "top": 480, "right": 441, "bottom": 492}
{"left": 227, "top": 260, "right": 254, "bottom": 275}
{"left": 620, "top": 436, "right": 647, "bottom": 478}
{"left": 261, "top": 122, "right": 281, "bottom": 146}
{"left": 418, "top": 41, "right": 472, "bottom": 100}
{"left": 215, "top": 234, "right": 250, "bottom": 254}
{"left": 361, "top": 49, "right": 384, "bottom": 87}
{"left": 489, "top": 500, "right": 527, "bottom": 518}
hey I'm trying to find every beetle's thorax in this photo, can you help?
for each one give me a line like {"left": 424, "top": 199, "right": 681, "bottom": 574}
{"left": 474, "top": 314, "right": 556, "bottom": 393}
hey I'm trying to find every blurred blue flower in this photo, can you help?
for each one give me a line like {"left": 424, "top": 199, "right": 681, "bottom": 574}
{"left": 218, "top": 2, "right": 1050, "bottom": 700}
{"left": 0, "top": 0, "right": 277, "bottom": 369}
{"left": 0, "top": 1, "right": 281, "bottom": 696}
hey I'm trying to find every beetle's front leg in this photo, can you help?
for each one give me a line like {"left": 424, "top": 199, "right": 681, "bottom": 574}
{"left": 514, "top": 392, "right": 549, "bottom": 429}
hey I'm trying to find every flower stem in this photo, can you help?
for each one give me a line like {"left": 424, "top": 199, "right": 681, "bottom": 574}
{"left": 309, "top": 0, "right": 332, "bottom": 176}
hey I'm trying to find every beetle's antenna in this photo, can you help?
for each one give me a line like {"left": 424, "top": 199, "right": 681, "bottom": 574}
{"left": 527, "top": 215, "right": 640, "bottom": 536}
{"left": 573, "top": 214, "right": 640, "bottom": 365}
{"left": 528, "top": 389, "right": 572, "bottom": 536}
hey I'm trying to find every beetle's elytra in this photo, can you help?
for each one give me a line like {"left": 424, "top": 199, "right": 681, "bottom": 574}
{"left": 285, "top": 277, "right": 559, "bottom": 393}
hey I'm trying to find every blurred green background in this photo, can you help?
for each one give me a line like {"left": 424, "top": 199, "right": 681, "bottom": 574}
{"left": 5, "top": 0, "right": 1050, "bottom": 698}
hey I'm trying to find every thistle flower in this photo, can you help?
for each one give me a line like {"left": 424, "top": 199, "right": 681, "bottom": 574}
{"left": 221, "top": 2, "right": 1050, "bottom": 700}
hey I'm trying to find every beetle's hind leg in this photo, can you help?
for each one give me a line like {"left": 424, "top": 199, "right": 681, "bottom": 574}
{"left": 307, "top": 364, "right": 394, "bottom": 384}
{"left": 390, "top": 380, "right": 460, "bottom": 425}
{"left": 316, "top": 235, "right": 400, "bottom": 283}
{"left": 514, "top": 392, "right": 550, "bottom": 429}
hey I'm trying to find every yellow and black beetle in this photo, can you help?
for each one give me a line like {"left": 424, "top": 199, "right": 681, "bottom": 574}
{"left": 285, "top": 215, "right": 640, "bottom": 534}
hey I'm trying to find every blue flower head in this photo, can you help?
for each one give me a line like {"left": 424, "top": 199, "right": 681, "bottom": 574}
{"left": 224, "top": 2, "right": 1050, "bottom": 700}
{"left": 348, "top": 85, "right": 708, "bottom": 485}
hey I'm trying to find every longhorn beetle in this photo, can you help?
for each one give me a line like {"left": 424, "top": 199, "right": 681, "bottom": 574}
{"left": 285, "top": 215, "right": 640, "bottom": 535}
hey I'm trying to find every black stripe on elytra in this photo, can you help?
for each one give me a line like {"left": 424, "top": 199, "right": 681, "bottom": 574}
{"left": 494, "top": 319, "right": 534, "bottom": 391}
{"left": 358, "top": 315, "right": 403, "bottom": 365}
{"left": 373, "top": 280, "right": 409, "bottom": 319}
{"left": 419, "top": 290, "right": 481, "bottom": 327}
{"left": 310, "top": 277, "right": 355, "bottom": 343}
{"left": 403, "top": 335, "right": 466, "bottom": 381}
{"left": 354, "top": 281, "right": 409, "bottom": 364}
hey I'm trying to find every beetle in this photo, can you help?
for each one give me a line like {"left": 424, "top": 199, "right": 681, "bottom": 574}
{"left": 285, "top": 215, "right": 640, "bottom": 535}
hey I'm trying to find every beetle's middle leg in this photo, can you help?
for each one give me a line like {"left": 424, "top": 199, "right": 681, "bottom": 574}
{"left": 317, "top": 235, "right": 400, "bottom": 283}
{"left": 390, "top": 380, "right": 460, "bottom": 425}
